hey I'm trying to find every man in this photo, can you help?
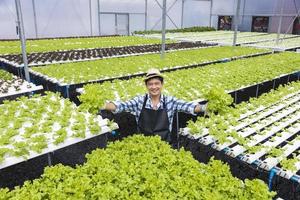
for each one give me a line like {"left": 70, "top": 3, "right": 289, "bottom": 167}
{"left": 104, "top": 68, "right": 207, "bottom": 142}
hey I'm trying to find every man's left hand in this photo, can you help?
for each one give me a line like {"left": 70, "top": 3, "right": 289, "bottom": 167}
{"left": 195, "top": 103, "right": 208, "bottom": 115}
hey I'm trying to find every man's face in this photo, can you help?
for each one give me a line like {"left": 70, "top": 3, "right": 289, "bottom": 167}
{"left": 146, "top": 78, "right": 163, "bottom": 97}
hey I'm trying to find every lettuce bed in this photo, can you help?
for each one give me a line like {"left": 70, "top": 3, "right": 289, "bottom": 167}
{"left": 0, "top": 135, "right": 275, "bottom": 199}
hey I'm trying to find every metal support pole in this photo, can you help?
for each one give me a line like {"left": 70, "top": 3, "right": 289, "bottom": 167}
{"left": 233, "top": 0, "right": 241, "bottom": 46}
{"left": 115, "top": 14, "right": 118, "bottom": 35}
{"left": 89, "top": 0, "right": 93, "bottom": 36}
{"left": 181, "top": 0, "right": 185, "bottom": 28}
{"left": 161, "top": 0, "right": 167, "bottom": 59}
{"left": 97, "top": 0, "right": 101, "bottom": 35}
{"left": 32, "top": 0, "right": 38, "bottom": 38}
{"left": 145, "top": 0, "right": 148, "bottom": 31}
{"left": 241, "top": 0, "right": 246, "bottom": 28}
{"left": 127, "top": 13, "right": 130, "bottom": 36}
{"left": 209, "top": 0, "right": 213, "bottom": 27}
{"left": 151, "top": 0, "right": 179, "bottom": 30}
{"left": 276, "top": 0, "right": 284, "bottom": 45}
{"left": 15, "top": 0, "right": 30, "bottom": 82}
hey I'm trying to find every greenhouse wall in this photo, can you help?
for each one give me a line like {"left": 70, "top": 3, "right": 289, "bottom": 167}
{"left": 183, "top": 0, "right": 211, "bottom": 27}
{"left": 211, "top": 0, "right": 299, "bottom": 33}
{"left": 0, "top": 0, "right": 299, "bottom": 39}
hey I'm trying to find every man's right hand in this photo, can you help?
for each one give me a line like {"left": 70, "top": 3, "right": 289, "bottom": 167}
{"left": 104, "top": 102, "right": 117, "bottom": 112}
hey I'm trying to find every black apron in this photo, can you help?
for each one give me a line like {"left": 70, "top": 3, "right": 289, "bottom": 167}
{"left": 138, "top": 94, "right": 170, "bottom": 142}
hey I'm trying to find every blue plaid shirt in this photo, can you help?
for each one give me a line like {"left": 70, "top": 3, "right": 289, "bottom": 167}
{"left": 113, "top": 94, "right": 199, "bottom": 131}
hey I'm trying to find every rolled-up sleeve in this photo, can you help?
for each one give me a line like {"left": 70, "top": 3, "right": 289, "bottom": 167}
{"left": 172, "top": 97, "right": 199, "bottom": 115}
{"left": 112, "top": 96, "right": 140, "bottom": 114}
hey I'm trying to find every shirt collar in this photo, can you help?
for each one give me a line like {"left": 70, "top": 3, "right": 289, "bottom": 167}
{"left": 147, "top": 93, "right": 165, "bottom": 109}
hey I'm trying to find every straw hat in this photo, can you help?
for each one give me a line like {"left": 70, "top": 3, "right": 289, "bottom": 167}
{"left": 144, "top": 68, "right": 164, "bottom": 83}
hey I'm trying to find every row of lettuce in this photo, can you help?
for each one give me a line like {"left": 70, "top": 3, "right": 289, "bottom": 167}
{"left": 0, "top": 92, "right": 116, "bottom": 164}
{"left": 133, "top": 26, "right": 215, "bottom": 34}
{"left": 0, "top": 69, "right": 37, "bottom": 96}
{"left": 0, "top": 36, "right": 173, "bottom": 55}
{"left": 78, "top": 51, "right": 300, "bottom": 113}
{"left": 0, "top": 135, "right": 275, "bottom": 199}
{"left": 31, "top": 46, "right": 268, "bottom": 84}
{"left": 0, "top": 26, "right": 215, "bottom": 55}
{"left": 187, "top": 81, "right": 300, "bottom": 172}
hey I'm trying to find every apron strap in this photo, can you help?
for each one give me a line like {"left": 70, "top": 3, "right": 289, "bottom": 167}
{"left": 143, "top": 94, "right": 166, "bottom": 109}
{"left": 163, "top": 95, "right": 167, "bottom": 110}
{"left": 142, "top": 94, "right": 148, "bottom": 109}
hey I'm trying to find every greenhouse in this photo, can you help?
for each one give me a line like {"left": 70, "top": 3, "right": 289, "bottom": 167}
{"left": 0, "top": 0, "right": 300, "bottom": 199}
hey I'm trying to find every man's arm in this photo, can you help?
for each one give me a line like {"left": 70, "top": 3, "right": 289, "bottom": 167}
{"left": 104, "top": 96, "right": 141, "bottom": 114}
{"left": 172, "top": 97, "right": 207, "bottom": 115}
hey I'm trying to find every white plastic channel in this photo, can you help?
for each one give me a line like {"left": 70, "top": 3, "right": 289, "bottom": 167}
{"left": 259, "top": 134, "right": 300, "bottom": 171}
{"left": 0, "top": 85, "right": 43, "bottom": 98}
{"left": 0, "top": 121, "right": 118, "bottom": 170}
{"left": 238, "top": 90, "right": 300, "bottom": 121}
{"left": 242, "top": 123, "right": 300, "bottom": 164}
{"left": 183, "top": 92, "right": 300, "bottom": 147}
{"left": 211, "top": 101, "right": 300, "bottom": 151}
{"left": 227, "top": 109, "right": 300, "bottom": 158}
{"left": 277, "top": 148, "right": 300, "bottom": 180}
{"left": 235, "top": 94, "right": 300, "bottom": 131}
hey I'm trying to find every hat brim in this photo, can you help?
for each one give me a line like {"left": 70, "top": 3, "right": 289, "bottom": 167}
{"left": 144, "top": 74, "right": 164, "bottom": 82}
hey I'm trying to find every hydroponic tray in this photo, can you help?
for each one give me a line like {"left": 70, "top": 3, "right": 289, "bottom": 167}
{"left": 0, "top": 93, "right": 118, "bottom": 188}
{"left": 28, "top": 51, "right": 273, "bottom": 103}
{"left": 214, "top": 35, "right": 300, "bottom": 46}
{"left": 0, "top": 42, "right": 213, "bottom": 67}
{"left": 0, "top": 93, "right": 117, "bottom": 169}
{"left": 0, "top": 73, "right": 43, "bottom": 103}
{"left": 180, "top": 90, "right": 300, "bottom": 197}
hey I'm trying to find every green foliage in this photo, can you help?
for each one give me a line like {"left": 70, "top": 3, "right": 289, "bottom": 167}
{"left": 247, "top": 145, "right": 264, "bottom": 155}
{"left": 29, "top": 135, "right": 48, "bottom": 153}
{"left": 267, "top": 147, "right": 284, "bottom": 158}
{"left": 53, "top": 128, "right": 68, "bottom": 145}
{"left": 280, "top": 155, "right": 298, "bottom": 172}
{"left": 0, "top": 148, "right": 9, "bottom": 163}
{"left": 0, "top": 135, "right": 275, "bottom": 199}
{"left": 0, "top": 69, "right": 13, "bottom": 81}
{"left": 243, "top": 179, "right": 276, "bottom": 200}
{"left": 32, "top": 46, "right": 266, "bottom": 84}
{"left": 0, "top": 188, "right": 11, "bottom": 200}
{"left": 133, "top": 26, "right": 215, "bottom": 34}
{"left": 12, "top": 141, "right": 29, "bottom": 158}
{"left": 78, "top": 83, "right": 116, "bottom": 114}
{"left": 89, "top": 124, "right": 101, "bottom": 135}
{"left": 203, "top": 87, "right": 233, "bottom": 114}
